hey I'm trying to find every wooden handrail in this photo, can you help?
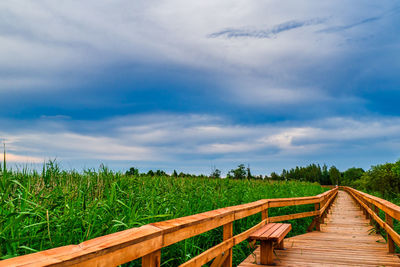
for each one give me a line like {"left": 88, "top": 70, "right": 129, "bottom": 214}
{"left": 341, "top": 186, "right": 400, "bottom": 253}
{"left": 0, "top": 187, "right": 338, "bottom": 267}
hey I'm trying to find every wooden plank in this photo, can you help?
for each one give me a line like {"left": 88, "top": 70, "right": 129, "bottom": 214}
{"left": 239, "top": 190, "right": 400, "bottom": 267}
{"left": 267, "top": 197, "right": 320, "bottom": 208}
{"left": 259, "top": 224, "right": 282, "bottom": 240}
{"left": 249, "top": 223, "right": 275, "bottom": 239}
{"left": 210, "top": 252, "right": 229, "bottom": 267}
{"left": 343, "top": 187, "right": 400, "bottom": 221}
{"left": 270, "top": 224, "right": 291, "bottom": 243}
{"left": 160, "top": 212, "right": 235, "bottom": 247}
{"left": 179, "top": 238, "right": 234, "bottom": 267}
{"left": 268, "top": 210, "right": 318, "bottom": 223}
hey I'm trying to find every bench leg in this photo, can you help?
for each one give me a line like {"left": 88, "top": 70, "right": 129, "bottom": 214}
{"left": 260, "top": 240, "right": 274, "bottom": 265}
{"left": 276, "top": 240, "right": 284, "bottom": 250}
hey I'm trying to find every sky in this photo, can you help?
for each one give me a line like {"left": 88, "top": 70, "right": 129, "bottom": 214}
{"left": 1, "top": 0, "right": 400, "bottom": 175}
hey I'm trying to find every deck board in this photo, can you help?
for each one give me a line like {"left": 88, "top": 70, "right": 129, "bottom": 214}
{"left": 239, "top": 190, "right": 400, "bottom": 266}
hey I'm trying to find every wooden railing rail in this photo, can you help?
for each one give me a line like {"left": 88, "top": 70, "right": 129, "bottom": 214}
{"left": 341, "top": 186, "right": 400, "bottom": 253}
{"left": 0, "top": 187, "right": 338, "bottom": 267}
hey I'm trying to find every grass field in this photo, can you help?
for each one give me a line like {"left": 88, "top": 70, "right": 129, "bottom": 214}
{"left": 0, "top": 163, "right": 327, "bottom": 266}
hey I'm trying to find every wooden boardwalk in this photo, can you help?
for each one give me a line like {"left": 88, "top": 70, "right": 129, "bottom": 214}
{"left": 239, "top": 191, "right": 400, "bottom": 266}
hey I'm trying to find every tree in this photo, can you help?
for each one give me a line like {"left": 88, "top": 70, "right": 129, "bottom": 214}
{"left": 126, "top": 167, "right": 139, "bottom": 176}
{"left": 329, "top": 166, "right": 341, "bottom": 185}
{"left": 246, "top": 164, "right": 253, "bottom": 179}
{"left": 364, "top": 163, "right": 400, "bottom": 197}
{"left": 228, "top": 164, "right": 247, "bottom": 179}
{"left": 155, "top": 170, "right": 167, "bottom": 176}
{"left": 342, "top": 167, "right": 364, "bottom": 185}
{"left": 211, "top": 168, "right": 221, "bottom": 178}
{"left": 270, "top": 172, "right": 282, "bottom": 180}
{"left": 392, "top": 160, "right": 400, "bottom": 177}
{"left": 172, "top": 170, "right": 178, "bottom": 177}
{"left": 321, "top": 164, "right": 330, "bottom": 185}
{"left": 147, "top": 170, "right": 155, "bottom": 176}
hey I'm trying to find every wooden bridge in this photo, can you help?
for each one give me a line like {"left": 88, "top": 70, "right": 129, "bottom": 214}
{"left": 2, "top": 187, "right": 400, "bottom": 266}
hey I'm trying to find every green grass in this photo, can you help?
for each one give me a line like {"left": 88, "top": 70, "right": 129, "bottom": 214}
{"left": 0, "top": 163, "right": 327, "bottom": 266}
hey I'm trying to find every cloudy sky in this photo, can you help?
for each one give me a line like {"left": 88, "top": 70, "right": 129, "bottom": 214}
{"left": 1, "top": 0, "right": 400, "bottom": 175}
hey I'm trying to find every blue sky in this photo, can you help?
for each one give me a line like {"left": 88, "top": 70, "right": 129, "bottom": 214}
{"left": 1, "top": 0, "right": 400, "bottom": 175}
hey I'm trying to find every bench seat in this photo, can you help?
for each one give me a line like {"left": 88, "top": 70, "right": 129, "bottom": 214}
{"left": 249, "top": 223, "right": 292, "bottom": 265}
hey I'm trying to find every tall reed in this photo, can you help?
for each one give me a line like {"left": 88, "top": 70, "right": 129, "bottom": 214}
{"left": 0, "top": 161, "right": 327, "bottom": 266}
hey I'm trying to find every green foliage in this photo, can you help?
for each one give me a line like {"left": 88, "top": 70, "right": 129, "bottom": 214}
{"left": 210, "top": 168, "right": 221, "bottom": 178}
{"left": 267, "top": 163, "right": 333, "bottom": 185}
{"left": 125, "top": 167, "right": 139, "bottom": 176}
{"left": 329, "top": 166, "right": 341, "bottom": 185}
{"left": 342, "top": 167, "right": 364, "bottom": 186}
{"left": 282, "top": 164, "right": 324, "bottom": 183}
{"left": 0, "top": 164, "right": 326, "bottom": 265}
{"left": 359, "top": 163, "right": 400, "bottom": 197}
{"left": 392, "top": 160, "right": 400, "bottom": 177}
{"left": 340, "top": 159, "right": 400, "bottom": 198}
{"left": 227, "top": 164, "right": 247, "bottom": 179}
{"left": 269, "top": 171, "right": 282, "bottom": 180}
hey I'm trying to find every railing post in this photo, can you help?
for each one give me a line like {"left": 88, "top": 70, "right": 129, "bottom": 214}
{"left": 360, "top": 197, "right": 366, "bottom": 216}
{"left": 385, "top": 213, "right": 395, "bottom": 253}
{"left": 365, "top": 205, "right": 370, "bottom": 220}
{"left": 368, "top": 203, "right": 373, "bottom": 225}
{"left": 320, "top": 197, "right": 326, "bottom": 224}
{"left": 262, "top": 204, "right": 269, "bottom": 221}
{"left": 374, "top": 205, "right": 381, "bottom": 232}
{"left": 142, "top": 250, "right": 161, "bottom": 267}
{"left": 315, "top": 202, "right": 321, "bottom": 231}
{"left": 222, "top": 222, "right": 233, "bottom": 267}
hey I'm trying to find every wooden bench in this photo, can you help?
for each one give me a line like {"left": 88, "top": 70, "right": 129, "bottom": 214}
{"left": 249, "top": 223, "right": 292, "bottom": 265}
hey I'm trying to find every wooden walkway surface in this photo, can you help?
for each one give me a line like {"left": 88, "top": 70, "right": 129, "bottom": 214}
{"left": 239, "top": 190, "right": 400, "bottom": 266}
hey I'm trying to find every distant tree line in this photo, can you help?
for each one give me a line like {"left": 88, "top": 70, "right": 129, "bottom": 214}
{"left": 125, "top": 163, "right": 341, "bottom": 185}
{"left": 341, "top": 160, "right": 400, "bottom": 198}
{"left": 125, "top": 159, "right": 400, "bottom": 197}
{"left": 125, "top": 167, "right": 211, "bottom": 179}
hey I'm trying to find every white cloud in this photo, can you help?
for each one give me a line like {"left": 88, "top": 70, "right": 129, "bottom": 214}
{"left": 2, "top": 114, "right": 400, "bottom": 172}
{"left": 4, "top": 153, "right": 43, "bottom": 163}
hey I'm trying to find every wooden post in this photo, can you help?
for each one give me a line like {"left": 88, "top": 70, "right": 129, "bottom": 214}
{"left": 385, "top": 213, "right": 395, "bottom": 253}
{"left": 222, "top": 222, "right": 233, "bottom": 267}
{"left": 365, "top": 207, "right": 370, "bottom": 220}
{"left": 276, "top": 240, "right": 284, "bottom": 250}
{"left": 321, "top": 197, "right": 328, "bottom": 224}
{"left": 262, "top": 206, "right": 269, "bottom": 221}
{"left": 315, "top": 203, "right": 321, "bottom": 231}
{"left": 374, "top": 205, "right": 381, "bottom": 231}
{"left": 142, "top": 250, "right": 161, "bottom": 267}
{"left": 260, "top": 241, "right": 274, "bottom": 265}
{"left": 368, "top": 203, "right": 373, "bottom": 225}
{"left": 360, "top": 199, "right": 366, "bottom": 216}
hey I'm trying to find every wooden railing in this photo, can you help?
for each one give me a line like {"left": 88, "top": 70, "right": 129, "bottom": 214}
{"left": 0, "top": 187, "right": 338, "bottom": 267}
{"left": 341, "top": 186, "right": 400, "bottom": 253}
